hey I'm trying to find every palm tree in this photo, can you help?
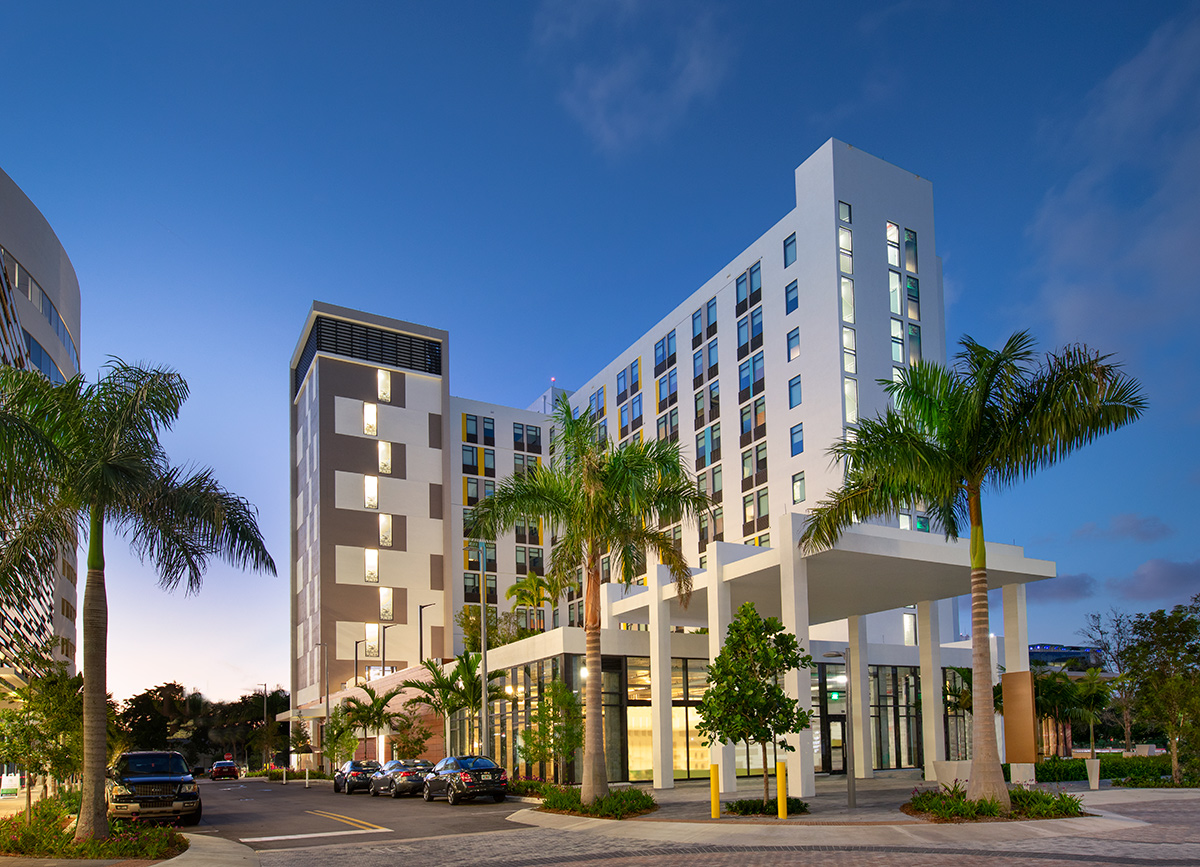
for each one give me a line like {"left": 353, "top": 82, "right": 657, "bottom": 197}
{"left": 1074, "top": 668, "right": 1113, "bottom": 760}
{"left": 403, "top": 659, "right": 466, "bottom": 753}
{"left": 0, "top": 361, "right": 276, "bottom": 840}
{"left": 800, "top": 332, "right": 1143, "bottom": 809}
{"left": 448, "top": 651, "right": 505, "bottom": 751}
{"left": 505, "top": 571, "right": 554, "bottom": 631}
{"left": 343, "top": 684, "right": 406, "bottom": 746}
{"left": 468, "top": 394, "right": 709, "bottom": 803}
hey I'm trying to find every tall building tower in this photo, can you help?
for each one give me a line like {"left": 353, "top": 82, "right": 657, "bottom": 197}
{"left": 0, "top": 166, "right": 82, "bottom": 681}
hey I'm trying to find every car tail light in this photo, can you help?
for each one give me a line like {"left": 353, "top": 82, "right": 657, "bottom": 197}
{"left": 460, "top": 771, "right": 474, "bottom": 783}
{"left": 500, "top": 769, "right": 508, "bottom": 781}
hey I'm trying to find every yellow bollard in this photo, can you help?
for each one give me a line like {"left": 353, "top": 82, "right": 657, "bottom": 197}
{"left": 777, "top": 761, "right": 788, "bottom": 819}
{"left": 710, "top": 763, "right": 720, "bottom": 819}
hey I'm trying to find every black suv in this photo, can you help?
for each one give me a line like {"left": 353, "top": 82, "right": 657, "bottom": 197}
{"left": 107, "top": 751, "right": 202, "bottom": 825}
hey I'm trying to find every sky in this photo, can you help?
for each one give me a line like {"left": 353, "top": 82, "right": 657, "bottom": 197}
{"left": 2, "top": 1, "right": 1198, "bottom": 703}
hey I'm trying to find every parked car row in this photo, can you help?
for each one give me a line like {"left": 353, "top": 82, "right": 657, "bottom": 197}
{"left": 333, "top": 755, "right": 507, "bottom": 804}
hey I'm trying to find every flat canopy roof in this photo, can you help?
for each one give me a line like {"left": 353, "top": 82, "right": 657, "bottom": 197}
{"left": 610, "top": 522, "right": 1055, "bottom": 629}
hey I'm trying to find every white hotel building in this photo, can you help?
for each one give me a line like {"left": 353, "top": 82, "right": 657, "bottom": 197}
{"left": 288, "top": 140, "right": 1053, "bottom": 793}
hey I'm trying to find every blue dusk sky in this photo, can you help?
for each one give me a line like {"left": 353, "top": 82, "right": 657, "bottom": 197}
{"left": 2, "top": 2, "right": 1198, "bottom": 702}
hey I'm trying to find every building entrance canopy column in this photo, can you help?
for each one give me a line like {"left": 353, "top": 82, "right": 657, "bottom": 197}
{"left": 608, "top": 516, "right": 1055, "bottom": 792}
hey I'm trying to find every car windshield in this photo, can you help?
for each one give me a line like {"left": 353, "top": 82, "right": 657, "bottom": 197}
{"left": 117, "top": 754, "right": 189, "bottom": 776}
{"left": 459, "top": 757, "right": 498, "bottom": 770}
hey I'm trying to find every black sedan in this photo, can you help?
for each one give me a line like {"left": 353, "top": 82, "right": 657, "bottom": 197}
{"left": 422, "top": 755, "right": 507, "bottom": 805}
{"left": 333, "top": 760, "right": 381, "bottom": 794}
{"left": 370, "top": 759, "right": 434, "bottom": 797}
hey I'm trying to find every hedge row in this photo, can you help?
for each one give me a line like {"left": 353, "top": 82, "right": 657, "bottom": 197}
{"left": 1000, "top": 754, "right": 1170, "bottom": 783}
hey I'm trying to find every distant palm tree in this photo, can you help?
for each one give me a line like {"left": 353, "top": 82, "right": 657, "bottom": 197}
{"left": 448, "top": 651, "right": 505, "bottom": 752}
{"left": 467, "top": 394, "right": 710, "bottom": 803}
{"left": 403, "top": 659, "right": 465, "bottom": 752}
{"left": 505, "top": 571, "right": 553, "bottom": 631}
{"left": 801, "top": 332, "right": 1143, "bottom": 809}
{"left": 0, "top": 361, "right": 276, "bottom": 840}
{"left": 1075, "top": 668, "right": 1114, "bottom": 760}
{"left": 343, "top": 684, "right": 406, "bottom": 744}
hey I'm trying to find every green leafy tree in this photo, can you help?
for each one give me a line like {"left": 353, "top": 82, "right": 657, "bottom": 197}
{"left": 799, "top": 332, "right": 1144, "bottom": 808}
{"left": 695, "top": 602, "right": 814, "bottom": 806}
{"left": 1075, "top": 668, "right": 1114, "bottom": 760}
{"left": 517, "top": 679, "right": 584, "bottom": 783}
{"left": 1122, "top": 596, "right": 1200, "bottom": 784}
{"left": 1077, "top": 608, "right": 1136, "bottom": 750}
{"left": 468, "top": 394, "right": 709, "bottom": 803}
{"left": 323, "top": 705, "right": 360, "bottom": 768}
{"left": 0, "top": 361, "right": 277, "bottom": 840}
{"left": 387, "top": 709, "right": 433, "bottom": 759}
{"left": 455, "top": 605, "right": 533, "bottom": 652}
{"left": 290, "top": 721, "right": 313, "bottom": 755}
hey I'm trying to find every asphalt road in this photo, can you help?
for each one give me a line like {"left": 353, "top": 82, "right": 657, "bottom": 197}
{"left": 192, "top": 777, "right": 525, "bottom": 850}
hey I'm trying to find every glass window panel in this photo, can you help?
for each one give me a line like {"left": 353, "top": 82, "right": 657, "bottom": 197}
{"left": 365, "top": 548, "right": 379, "bottom": 583}
{"left": 364, "top": 475, "right": 378, "bottom": 509}
{"left": 377, "top": 370, "right": 391, "bottom": 402}
{"left": 840, "top": 277, "right": 855, "bottom": 324}
{"left": 840, "top": 251, "right": 853, "bottom": 274}
{"left": 789, "top": 374, "right": 802, "bottom": 408}
{"left": 785, "top": 280, "right": 798, "bottom": 314}
{"left": 790, "top": 423, "right": 804, "bottom": 456}
{"left": 379, "top": 513, "right": 392, "bottom": 547}
{"left": 906, "top": 276, "right": 920, "bottom": 321}
{"left": 378, "top": 441, "right": 391, "bottom": 474}
{"left": 838, "top": 226, "right": 852, "bottom": 253}
{"left": 787, "top": 328, "right": 800, "bottom": 361}
{"left": 791, "top": 471, "right": 805, "bottom": 504}
{"left": 363, "top": 403, "right": 377, "bottom": 436}
{"left": 749, "top": 262, "right": 761, "bottom": 293}
{"left": 627, "top": 657, "right": 651, "bottom": 702}
{"left": 905, "top": 229, "right": 918, "bottom": 272}
{"left": 783, "top": 233, "right": 797, "bottom": 267}
{"left": 844, "top": 378, "right": 859, "bottom": 425}
{"left": 838, "top": 201, "right": 851, "bottom": 223}
{"left": 908, "top": 324, "right": 922, "bottom": 366}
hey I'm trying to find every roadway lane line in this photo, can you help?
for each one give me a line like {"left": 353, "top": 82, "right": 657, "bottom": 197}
{"left": 237, "top": 810, "right": 392, "bottom": 843}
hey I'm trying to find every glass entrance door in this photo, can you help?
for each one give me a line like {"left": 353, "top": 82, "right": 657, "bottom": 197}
{"left": 827, "top": 716, "right": 846, "bottom": 774}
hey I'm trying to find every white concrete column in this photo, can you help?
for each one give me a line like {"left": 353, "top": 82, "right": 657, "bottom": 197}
{"left": 989, "top": 632, "right": 1005, "bottom": 763}
{"left": 848, "top": 615, "right": 873, "bottom": 779}
{"left": 1002, "top": 584, "right": 1030, "bottom": 672}
{"left": 779, "top": 514, "right": 815, "bottom": 798}
{"left": 599, "top": 583, "right": 624, "bottom": 631}
{"left": 648, "top": 564, "right": 674, "bottom": 789}
{"left": 917, "top": 600, "right": 945, "bottom": 780}
{"left": 708, "top": 542, "right": 738, "bottom": 794}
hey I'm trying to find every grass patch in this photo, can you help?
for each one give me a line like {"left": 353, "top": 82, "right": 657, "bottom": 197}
{"left": 723, "top": 796, "right": 810, "bottom": 816}
{"left": 0, "top": 793, "right": 189, "bottom": 859}
{"left": 540, "top": 785, "right": 657, "bottom": 819}
{"left": 902, "top": 781, "right": 1084, "bottom": 823}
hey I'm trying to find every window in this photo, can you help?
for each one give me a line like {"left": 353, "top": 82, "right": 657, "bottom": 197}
{"left": 654, "top": 330, "right": 677, "bottom": 372}
{"left": 787, "top": 328, "right": 800, "bottom": 361}
{"left": 844, "top": 378, "right": 859, "bottom": 425}
{"left": 899, "top": 514, "right": 912, "bottom": 530}
{"left": 656, "top": 369, "right": 677, "bottom": 410}
{"left": 516, "top": 546, "right": 527, "bottom": 574}
{"left": 706, "top": 297, "right": 718, "bottom": 333}
{"left": 738, "top": 351, "right": 764, "bottom": 397}
{"left": 708, "top": 380, "right": 720, "bottom": 417}
{"left": 696, "top": 422, "right": 721, "bottom": 469}
{"left": 513, "top": 423, "right": 525, "bottom": 449}
{"left": 741, "top": 448, "right": 754, "bottom": 481}
{"left": 753, "top": 396, "right": 766, "bottom": 429}
{"left": 617, "top": 369, "right": 627, "bottom": 398}
{"left": 790, "top": 423, "right": 804, "bottom": 456}
{"left": 365, "top": 548, "right": 379, "bottom": 583}
{"left": 711, "top": 464, "right": 723, "bottom": 499}
{"left": 464, "top": 572, "right": 480, "bottom": 596}
{"left": 840, "top": 276, "right": 855, "bottom": 324}
{"left": 621, "top": 402, "right": 630, "bottom": 433}
{"left": 692, "top": 309, "right": 703, "bottom": 341}
{"left": 838, "top": 226, "right": 853, "bottom": 274}
{"left": 707, "top": 338, "right": 718, "bottom": 371}
{"left": 749, "top": 262, "right": 761, "bottom": 299}
{"left": 915, "top": 515, "right": 930, "bottom": 532}
{"left": 380, "top": 587, "right": 393, "bottom": 621}
{"left": 588, "top": 386, "right": 606, "bottom": 418}
{"left": 791, "top": 471, "right": 806, "bottom": 504}
{"left": 630, "top": 358, "right": 640, "bottom": 393}
{"left": 842, "top": 327, "right": 857, "bottom": 374}
{"left": 890, "top": 270, "right": 902, "bottom": 316}
{"left": 379, "top": 513, "right": 392, "bottom": 547}
{"left": 527, "top": 425, "right": 541, "bottom": 451}
{"left": 484, "top": 480, "right": 495, "bottom": 498}
{"left": 377, "top": 369, "right": 391, "bottom": 402}
{"left": 378, "top": 441, "right": 391, "bottom": 474}
{"left": 905, "top": 229, "right": 918, "bottom": 272}
{"left": 887, "top": 222, "right": 901, "bottom": 267}
{"left": 482, "top": 416, "right": 494, "bottom": 444}
{"left": 750, "top": 307, "right": 763, "bottom": 341}
{"left": 693, "top": 349, "right": 704, "bottom": 378}
{"left": 788, "top": 374, "right": 802, "bottom": 408}
{"left": 513, "top": 454, "right": 526, "bottom": 477}
{"left": 462, "top": 445, "right": 478, "bottom": 474}
{"left": 906, "top": 276, "right": 920, "bottom": 320}
{"left": 740, "top": 403, "right": 752, "bottom": 436}
{"left": 892, "top": 319, "right": 905, "bottom": 363}
{"left": 737, "top": 315, "right": 749, "bottom": 351}
{"left": 363, "top": 403, "right": 378, "bottom": 436}
{"left": 657, "top": 407, "right": 679, "bottom": 441}
{"left": 483, "top": 448, "right": 495, "bottom": 476}
{"left": 631, "top": 393, "right": 643, "bottom": 425}
{"left": 784, "top": 233, "right": 797, "bottom": 267}
{"left": 464, "top": 414, "right": 478, "bottom": 443}
{"left": 908, "top": 323, "right": 922, "bottom": 366}
{"left": 894, "top": 366, "right": 905, "bottom": 383}
{"left": 598, "top": 420, "right": 608, "bottom": 442}
{"left": 736, "top": 272, "right": 748, "bottom": 306}
{"left": 364, "top": 476, "right": 379, "bottom": 509}
{"left": 838, "top": 201, "right": 851, "bottom": 223}
{"left": 785, "top": 280, "right": 798, "bottom": 314}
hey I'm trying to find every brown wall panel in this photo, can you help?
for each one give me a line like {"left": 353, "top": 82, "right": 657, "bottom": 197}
{"left": 428, "top": 412, "right": 442, "bottom": 449}
{"left": 1003, "top": 671, "right": 1037, "bottom": 764}
{"left": 430, "top": 554, "right": 443, "bottom": 591}
{"left": 429, "top": 483, "right": 443, "bottom": 519}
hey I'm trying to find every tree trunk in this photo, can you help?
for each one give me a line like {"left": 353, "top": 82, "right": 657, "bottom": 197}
{"left": 1170, "top": 730, "right": 1180, "bottom": 785}
{"left": 1122, "top": 705, "right": 1132, "bottom": 753}
{"left": 761, "top": 742, "right": 770, "bottom": 806}
{"left": 75, "top": 507, "right": 109, "bottom": 841}
{"left": 24, "top": 772, "right": 31, "bottom": 826}
{"left": 963, "top": 494, "right": 1010, "bottom": 810}
{"left": 579, "top": 554, "right": 608, "bottom": 805}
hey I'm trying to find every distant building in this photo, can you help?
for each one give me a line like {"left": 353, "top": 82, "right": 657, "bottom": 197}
{"left": 1028, "top": 644, "right": 1105, "bottom": 672}
{"left": 0, "top": 166, "right": 81, "bottom": 687}
{"left": 287, "top": 140, "right": 1054, "bottom": 793}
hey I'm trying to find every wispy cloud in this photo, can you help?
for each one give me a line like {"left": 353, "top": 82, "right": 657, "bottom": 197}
{"left": 1072, "top": 512, "right": 1174, "bottom": 543}
{"left": 1027, "top": 13, "right": 1200, "bottom": 384}
{"left": 1027, "top": 572, "right": 1097, "bottom": 602}
{"left": 532, "top": 0, "right": 732, "bottom": 153}
{"left": 1105, "top": 557, "right": 1200, "bottom": 603}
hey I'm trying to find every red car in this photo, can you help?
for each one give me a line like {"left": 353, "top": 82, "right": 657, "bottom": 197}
{"left": 210, "top": 760, "right": 239, "bottom": 780}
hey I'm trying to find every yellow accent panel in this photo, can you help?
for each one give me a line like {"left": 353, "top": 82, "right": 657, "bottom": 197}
{"left": 462, "top": 414, "right": 467, "bottom": 440}
{"left": 463, "top": 477, "right": 470, "bottom": 503}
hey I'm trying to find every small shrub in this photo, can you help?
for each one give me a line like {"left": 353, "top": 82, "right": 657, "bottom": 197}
{"left": 540, "top": 785, "right": 657, "bottom": 819}
{"left": 0, "top": 793, "right": 188, "bottom": 859}
{"left": 905, "top": 783, "right": 1084, "bottom": 823}
{"left": 723, "top": 796, "right": 810, "bottom": 816}
{"left": 508, "top": 778, "right": 552, "bottom": 798}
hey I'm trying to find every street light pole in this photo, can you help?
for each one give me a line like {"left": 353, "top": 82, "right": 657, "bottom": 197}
{"left": 823, "top": 648, "right": 856, "bottom": 809}
{"left": 418, "top": 603, "right": 437, "bottom": 664}
{"left": 355, "top": 639, "right": 366, "bottom": 687}
{"left": 382, "top": 623, "right": 404, "bottom": 677}
{"left": 259, "top": 683, "right": 269, "bottom": 769}
{"left": 315, "top": 642, "right": 329, "bottom": 772}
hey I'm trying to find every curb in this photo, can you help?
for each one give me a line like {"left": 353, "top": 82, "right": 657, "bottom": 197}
{"left": 174, "top": 834, "right": 260, "bottom": 866}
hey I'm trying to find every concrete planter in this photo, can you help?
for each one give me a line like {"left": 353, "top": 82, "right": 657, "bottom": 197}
{"left": 1085, "top": 758, "right": 1101, "bottom": 790}
{"left": 932, "top": 760, "right": 972, "bottom": 787}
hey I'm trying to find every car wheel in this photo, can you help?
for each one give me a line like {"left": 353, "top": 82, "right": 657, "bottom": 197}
{"left": 370, "top": 783, "right": 378, "bottom": 796}
{"left": 422, "top": 783, "right": 433, "bottom": 802}
{"left": 344, "top": 781, "right": 353, "bottom": 794}
{"left": 447, "top": 786, "right": 459, "bottom": 806}
{"left": 391, "top": 785, "right": 402, "bottom": 799}
{"left": 182, "top": 802, "right": 203, "bottom": 826}
{"left": 333, "top": 780, "right": 341, "bottom": 793}
{"left": 493, "top": 793, "right": 506, "bottom": 803}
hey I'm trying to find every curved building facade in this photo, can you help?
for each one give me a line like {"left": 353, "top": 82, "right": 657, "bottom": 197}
{"left": 0, "top": 166, "right": 81, "bottom": 680}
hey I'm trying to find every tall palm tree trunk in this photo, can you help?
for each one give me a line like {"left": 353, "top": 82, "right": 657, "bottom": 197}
{"left": 580, "top": 556, "right": 608, "bottom": 804}
{"left": 76, "top": 508, "right": 109, "bottom": 840}
{"left": 964, "top": 496, "right": 1010, "bottom": 810}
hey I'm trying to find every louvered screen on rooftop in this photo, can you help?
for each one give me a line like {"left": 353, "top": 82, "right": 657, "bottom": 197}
{"left": 294, "top": 316, "right": 442, "bottom": 395}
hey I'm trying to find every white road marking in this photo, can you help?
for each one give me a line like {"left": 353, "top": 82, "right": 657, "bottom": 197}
{"left": 240, "top": 827, "right": 393, "bottom": 843}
